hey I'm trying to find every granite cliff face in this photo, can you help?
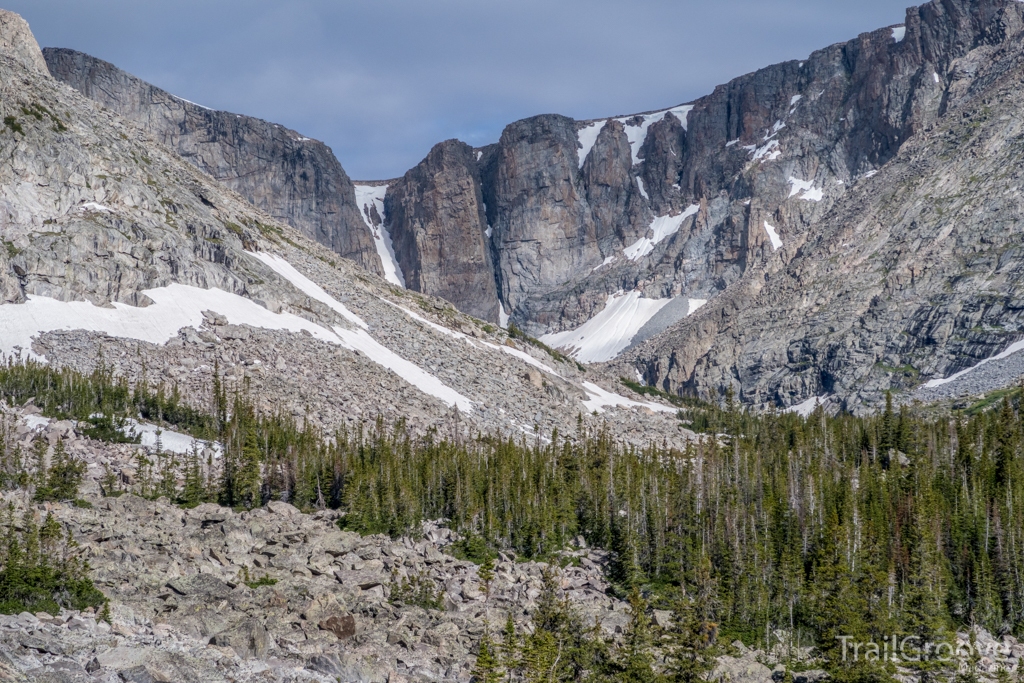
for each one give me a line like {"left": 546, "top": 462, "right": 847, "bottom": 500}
{"left": 42, "top": 48, "right": 383, "bottom": 277}
{"left": 38, "top": 0, "right": 1024, "bottom": 410}
{"left": 616, "top": 20, "right": 1024, "bottom": 412}
{"left": 383, "top": 140, "right": 498, "bottom": 322}
{"left": 0, "top": 11, "right": 685, "bottom": 449}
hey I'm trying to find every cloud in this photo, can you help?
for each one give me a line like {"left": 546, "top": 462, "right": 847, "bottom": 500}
{"left": 7, "top": 0, "right": 910, "bottom": 179}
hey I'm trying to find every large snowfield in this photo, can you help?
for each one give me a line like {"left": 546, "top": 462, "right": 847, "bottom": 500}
{"left": 0, "top": 253, "right": 473, "bottom": 413}
{"left": 539, "top": 291, "right": 674, "bottom": 364}
{"left": 0, "top": 250, "right": 680, "bottom": 418}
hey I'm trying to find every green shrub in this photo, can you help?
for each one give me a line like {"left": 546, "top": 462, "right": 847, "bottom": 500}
{"left": 452, "top": 533, "right": 497, "bottom": 565}
{"left": 390, "top": 570, "right": 443, "bottom": 611}
{"left": 0, "top": 506, "right": 106, "bottom": 615}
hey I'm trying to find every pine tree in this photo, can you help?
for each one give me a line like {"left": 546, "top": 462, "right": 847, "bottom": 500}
{"left": 471, "top": 631, "right": 503, "bottom": 683}
{"left": 612, "top": 587, "right": 658, "bottom": 683}
{"left": 35, "top": 439, "right": 84, "bottom": 502}
{"left": 666, "top": 593, "right": 716, "bottom": 683}
{"left": 180, "top": 443, "right": 206, "bottom": 506}
{"left": 500, "top": 613, "right": 520, "bottom": 680}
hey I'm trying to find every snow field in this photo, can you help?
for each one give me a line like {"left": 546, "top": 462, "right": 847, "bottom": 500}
{"left": 353, "top": 184, "right": 405, "bottom": 288}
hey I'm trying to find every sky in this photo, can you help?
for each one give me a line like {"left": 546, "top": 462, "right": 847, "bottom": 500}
{"left": 8, "top": 0, "right": 913, "bottom": 180}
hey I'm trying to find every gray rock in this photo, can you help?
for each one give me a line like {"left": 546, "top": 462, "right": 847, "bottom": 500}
{"left": 208, "top": 618, "right": 269, "bottom": 659}
{"left": 166, "top": 574, "right": 233, "bottom": 600}
{"left": 43, "top": 48, "right": 382, "bottom": 277}
{"left": 385, "top": 139, "right": 500, "bottom": 322}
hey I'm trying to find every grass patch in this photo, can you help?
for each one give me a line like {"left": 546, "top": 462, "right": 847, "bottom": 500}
{"left": 507, "top": 323, "right": 585, "bottom": 372}
{"left": 963, "top": 385, "right": 1024, "bottom": 416}
{"left": 3, "top": 116, "right": 23, "bottom": 135}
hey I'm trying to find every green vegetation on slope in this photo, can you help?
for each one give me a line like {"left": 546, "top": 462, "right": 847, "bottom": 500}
{"left": 2, "top": 358, "right": 1024, "bottom": 678}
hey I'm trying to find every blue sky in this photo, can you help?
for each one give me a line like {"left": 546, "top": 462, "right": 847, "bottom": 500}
{"left": 9, "top": 0, "right": 913, "bottom": 179}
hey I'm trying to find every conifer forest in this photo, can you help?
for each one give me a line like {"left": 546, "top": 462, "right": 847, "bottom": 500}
{"left": 1, "top": 357, "right": 1023, "bottom": 681}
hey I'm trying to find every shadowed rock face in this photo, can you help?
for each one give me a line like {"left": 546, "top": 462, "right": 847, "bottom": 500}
{"left": 384, "top": 140, "right": 499, "bottom": 322}
{"left": 42, "top": 48, "right": 383, "bottom": 277}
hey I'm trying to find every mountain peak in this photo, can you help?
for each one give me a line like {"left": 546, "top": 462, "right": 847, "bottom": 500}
{"left": 0, "top": 9, "right": 48, "bottom": 75}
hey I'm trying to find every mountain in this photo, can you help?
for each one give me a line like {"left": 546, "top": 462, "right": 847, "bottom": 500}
{"left": 42, "top": 48, "right": 384, "bottom": 278}
{"left": 616, "top": 0, "right": 1024, "bottom": 412}
{"left": 42, "top": 0, "right": 1024, "bottom": 414}
{"left": 7, "top": 6, "right": 1024, "bottom": 681}
{"left": 0, "top": 11, "right": 683, "bottom": 449}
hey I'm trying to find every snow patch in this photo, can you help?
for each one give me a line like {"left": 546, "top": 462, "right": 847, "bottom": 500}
{"left": 485, "top": 226, "right": 493, "bottom": 238}
{"left": 623, "top": 204, "right": 700, "bottom": 261}
{"left": 688, "top": 299, "right": 707, "bottom": 315}
{"left": 923, "top": 338, "right": 1024, "bottom": 388}
{"left": 80, "top": 202, "right": 112, "bottom": 213}
{"left": 498, "top": 302, "right": 510, "bottom": 328}
{"left": 593, "top": 255, "right": 616, "bottom": 272}
{"left": 539, "top": 291, "right": 674, "bottom": 363}
{"left": 252, "top": 252, "right": 367, "bottom": 330}
{"left": 251, "top": 253, "right": 473, "bottom": 411}
{"left": 892, "top": 26, "right": 906, "bottom": 42}
{"left": 121, "top": 419, "right": 216, "bottom": 456}
{"left": 615, "top": 105, "right": 694, "bottom": 165}
{"left": 354, "top": 185, "right": 405, "bottom": 288}
{"left": 763, "top": 221, "right": 783, "bottom": 250}
{"left": 726, "top": 139, "right": 740, "bottom": 147}
{"left": 476, "top": 150, "right": 483, "bottom": 161}
{"left": 387, "top": 301, "right": 563, "bottom": 380}
{"left": 787, "top": 177, "right": 824, "bottom": 202}
{"left": 581, "top": 382, "right": 675, "bottom": 415}
{"left": 801, "top": 187, "right": 823, "bottom": 202}
{"left": 0, "top": 276, "right": 472, "bottom": 412}
{"left": 751, "top": 139, "right": 781, "bottom": 163}
{"left": 22, "top": 415, "right": 50, "bottom": 431}
{"left": 933, "top": 72, "right": 940, "bottom": 84}
{"left": 172, "top": 95, "right": 212, "bottom": 111}
{"left": 636, "top": 177, "right": 649, "bottom": 200}
{"left": 788, "top": 396, "right": 825, "bottom": 417}
{"left": 790, "top": 94, "right": 802, "bottom": 107}
{"left": 576, "top": 120, "right": 607, "bottom": 169}
{"left": 863, "top": 170, "right": 879, "bottom": 179}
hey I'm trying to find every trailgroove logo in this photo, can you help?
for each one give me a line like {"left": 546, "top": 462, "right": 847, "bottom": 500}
{"left": 836, "top": 636, "right": 1012, "bottom": 663}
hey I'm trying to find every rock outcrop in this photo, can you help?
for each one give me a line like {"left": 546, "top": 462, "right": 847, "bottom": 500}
{"left": 31, "top": 0, "right": 1024, "bottom": 412}
{"left": 0, "top": 404, "right": 630, "bottom": 682}
{"left": 0, "top": 9, "right": 46, "bottom": 75}
{"left": 616, "top": 0, "right": 1024, "bottom": 412}
{"left": 1, "top": 11, "right": 687, "bottom": 448}
{"left": 384, "top": 139, "right": 499, "bottom": 322}
{"left": 42, "top": 48, "right": 383, "bottom": 277}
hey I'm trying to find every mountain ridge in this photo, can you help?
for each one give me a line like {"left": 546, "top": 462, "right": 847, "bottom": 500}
{"left": 34, "top": 0, "right": 1024, "bottom": 413}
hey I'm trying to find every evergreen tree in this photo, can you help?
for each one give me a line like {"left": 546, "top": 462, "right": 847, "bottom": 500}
{"left": 471, "top": 631, "right": 503, "bottom": 683}
{"left": 610, "top": 587, "right": 658, "bottom": 683}
{"left": 35, "top": 439, "right": 84, "bottom": 502}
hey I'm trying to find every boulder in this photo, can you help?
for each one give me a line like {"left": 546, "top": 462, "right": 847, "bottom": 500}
{"left": 208, "top": 618, "right": 269, "bottom": 659}
{"left": 319, "top": 614, "right": 357, "bottom": 640}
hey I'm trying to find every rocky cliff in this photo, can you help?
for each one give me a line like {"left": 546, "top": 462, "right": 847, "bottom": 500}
{"left": 42, "top": 48, "right": 383, "bottom": 277}
{"left": 616, "top": 12, "right": 1024, "bottom": 413}
{"left": 0, "top": 9, "right": 685, "bottom": 447}
{"left": 38, "top": 0, "right": 1024, "bottom": 412}
{"left": 381, "top": 0, "right": 1024, "bottom": 346}
{"left": 383, "top": 140, "right": 499, "bottom": 322}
